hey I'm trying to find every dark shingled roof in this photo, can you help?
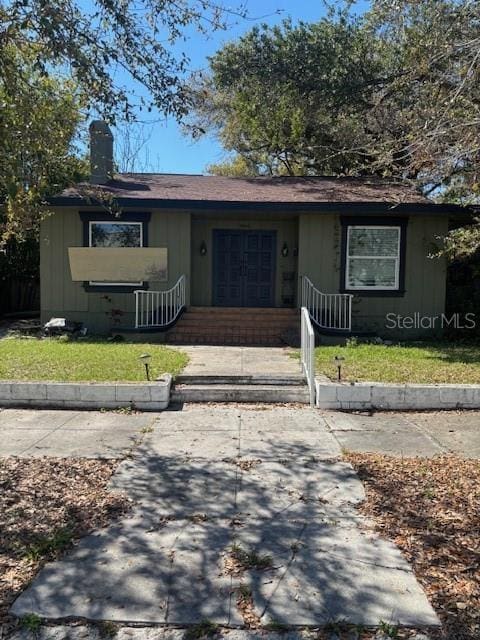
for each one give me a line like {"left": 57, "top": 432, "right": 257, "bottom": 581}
{"left": 58, "top": 173, "right": 430, "bottom": 204}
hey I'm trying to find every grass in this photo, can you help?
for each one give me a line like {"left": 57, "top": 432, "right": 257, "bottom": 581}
{"left": 184, "top": 620, "right": 219, "bottom": 640}
{"left": 96, "top": 621, "right": 120, "bottom": 638}
{"left": 262, "top": 619, "right": 290, "bottom": 632}
{"left": 0, "top": 336, "right": 188, "bottom": 382}
{"left": 314, "top": 341, "right": 480, "bottom": 384}
{"left": 19, "top": 613, "right": 42, "bottom": 632}
{"left": 23, "top": 527, "right": 74, "bottom": 562}
{"left": 229, "top": 543, "right": 273, "bottom": 571}
{"left": 378, "top": 621, "right": 399, "bottom": 638}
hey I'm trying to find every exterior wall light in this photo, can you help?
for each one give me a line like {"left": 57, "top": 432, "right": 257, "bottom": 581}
{"left": 281, "top": 242, "right": 289, "bottom": 257}
{"left": 200, "top": 241, "right": 207, "bottom": 256}
{"left": 139, "top": 353, "right": 152, "bottom": 380}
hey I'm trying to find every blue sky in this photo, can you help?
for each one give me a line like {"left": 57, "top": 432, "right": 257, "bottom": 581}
{"left": 112, "top": 0, "right": 371, "bottom": 175}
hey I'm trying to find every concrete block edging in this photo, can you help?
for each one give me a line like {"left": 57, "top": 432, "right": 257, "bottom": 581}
{"left": 315, "top": 379, "right": 480, "bottom": 410}
{"left": 0, "top": 375, "right": 172, "bottom": 411}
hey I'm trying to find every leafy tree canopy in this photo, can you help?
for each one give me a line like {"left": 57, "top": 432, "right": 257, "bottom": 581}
{"left": 0, "top": 0, "right": 247, "bottom": 121}
{"left": 0, "top": 0, "right": 247, "bottom": 242}
{"left": 206, "top": 155, "right": 260, "bottom": 177}
{"left": 189, "top": 0, "right": 480, "bottom": 200}
{"left": 0, "top": 43, "right": 87, "bottom": 242}
{"left": 189, "top": 12, "right": 386, "bottom": 176}
{"left": 367, "top": 0, "right": 480, "bottom": 200}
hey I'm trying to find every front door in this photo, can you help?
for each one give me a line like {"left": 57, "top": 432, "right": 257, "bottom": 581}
{"left": 213, "top": 230, "right": 276, "bottom": 307}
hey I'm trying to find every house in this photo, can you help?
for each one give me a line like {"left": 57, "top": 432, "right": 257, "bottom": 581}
{"left": 41, "top": 121, "right": 467, "bottom": 343}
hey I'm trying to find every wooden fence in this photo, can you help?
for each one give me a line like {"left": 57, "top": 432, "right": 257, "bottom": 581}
{"left": 0, "top": 278, "right": 40, "bottom": 316}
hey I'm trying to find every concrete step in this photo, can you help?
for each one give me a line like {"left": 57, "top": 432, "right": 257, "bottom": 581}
{"left": 171, "top": 383, "right": 310, "bottom": 404}
{"left": 175, "top": 374, "right": 306, "bottom": 386}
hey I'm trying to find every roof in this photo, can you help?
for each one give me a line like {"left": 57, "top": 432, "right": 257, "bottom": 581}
{"left": 51, "top": 173, "right": 467, "bottom": 215}
{"left": 57, "top": 173, "right": 429, "bottom": 203}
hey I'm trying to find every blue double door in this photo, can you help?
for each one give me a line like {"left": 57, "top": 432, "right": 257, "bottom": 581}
{"left": 213, "top": 230, "right": 276, "bottom": 307}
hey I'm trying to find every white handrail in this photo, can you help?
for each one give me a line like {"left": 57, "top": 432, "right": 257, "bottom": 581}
{"left": 134, "top": 275, "right": 186, "bottom": 329}
{"left": 301, "top": 307, "right": 315, "bottom": 407}
{"left": 301, "top": 276, "right": 353, "bottom": 332}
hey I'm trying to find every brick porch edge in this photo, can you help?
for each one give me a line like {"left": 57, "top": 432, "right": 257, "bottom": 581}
{"left": 0, "top": 375, "right": 172, "bottom": 411}
{"left": 316, "top": 379, "right": 480, "bottom": 410}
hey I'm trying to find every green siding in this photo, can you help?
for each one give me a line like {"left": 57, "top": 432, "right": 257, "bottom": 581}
{"left": 298, "top": 213, "right": 449, "bottom": 338}
{"left": 190, "top": 213, "right": 298, "bottom": 307}
{"left": 40, "top": 207, "right": 191, "bottom": 333}
{"left": 41, "top": 204, "right": 449, "bottom": 338}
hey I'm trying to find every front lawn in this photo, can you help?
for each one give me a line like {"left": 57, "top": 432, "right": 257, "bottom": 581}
{"left": 315, "top": 342, "right": 480, "bottom": 384}
{"left": 0, "top": 337, "right": 188, "bottom": 382}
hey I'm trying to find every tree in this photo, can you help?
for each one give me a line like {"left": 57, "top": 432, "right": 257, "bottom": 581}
{"left": 189, "top": 13, "right": 387, "bottom": 176}
{"left": 190, "top": 1, "right": 480, "bottom": 254}
{"left": 189, "top": 2, "right": 480, "bottom": 188}
{"left": 0, "top": 0, "right": 252, "bottom": 244}
{"left": 0, "top": 0, "right": 247, "bottom": 122}
{"left": 206, "top": 155, "right": 260, "bottom": 177}
{"left": 0, "top": 43, "right": 88, "bottom": 242}
{"left": 367, "top": 0, "right": 480, "bottom": 256}
{"left": 366, "top": 0, "right": 480, "bottom": 198}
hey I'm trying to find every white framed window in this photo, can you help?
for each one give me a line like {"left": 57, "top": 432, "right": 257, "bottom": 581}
{"left": 345, "top": 225, "right": 401, "bottom": 290}
{"left": 89, "top": 221, "right": 143, "bottom": 286}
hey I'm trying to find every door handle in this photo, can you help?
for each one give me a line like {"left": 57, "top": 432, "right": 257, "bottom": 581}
{"left": 241, "top": 257, "right": 247, "bottom": 276}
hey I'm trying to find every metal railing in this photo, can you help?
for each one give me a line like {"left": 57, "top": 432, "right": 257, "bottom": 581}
{"left": 301, "top": 276, "right": 353, "bottom": 332}
{"left": 301, "top": 306, "right": 316, "bottom": 407}
{"left": 134, "top": 275, "right": 186, "bottom": 329}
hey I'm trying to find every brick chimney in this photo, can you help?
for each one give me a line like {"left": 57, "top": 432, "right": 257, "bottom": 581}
{"left": 89, "top": 120, "right": 114, "bottom": 184}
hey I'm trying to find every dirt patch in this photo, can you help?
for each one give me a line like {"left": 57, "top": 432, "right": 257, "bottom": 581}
{"left": 346, "top": 453, "right": 480, "bottom": 640}
{"left": 0, "top": 457, "right": 131, "bottom": 632}
{"left": 235, "top": 584, "right": 261, "bottom": 629}
{"left": 223, "top": 458, "right": 262, "bottom": 471}
{"left": 223, "top": 543, "right": 273, "bottom": 578}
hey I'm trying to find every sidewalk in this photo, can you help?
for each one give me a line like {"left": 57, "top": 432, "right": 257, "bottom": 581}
{"left": 12, "top": 407, "right": 438, "bottom": 628}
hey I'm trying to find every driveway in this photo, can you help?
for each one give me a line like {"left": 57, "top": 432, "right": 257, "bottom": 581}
{"left": 11, "top": 406, "right": 438, "bottom": 629}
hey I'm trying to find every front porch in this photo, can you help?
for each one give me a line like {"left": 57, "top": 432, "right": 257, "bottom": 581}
{"left": 130, "top": 212, "right": 352, "bottom": 344}
{"left": 132, "top": 275, "right": 352, "bottom": 346}
{"left": 190, "top": 213, "right": 299, "bottom": 309}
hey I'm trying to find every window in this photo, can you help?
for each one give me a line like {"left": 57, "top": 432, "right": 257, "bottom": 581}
{"left": 79, "top": 212, "right": 151, "bottom": 292}
{"left": 89, "top": 221, "right": 143, "bottom": 286}
{"left": 345, "top": 225, "right": 401, "bottom": 290}
{"left": 89, "top": 221, "right": 143, "bottom": 248}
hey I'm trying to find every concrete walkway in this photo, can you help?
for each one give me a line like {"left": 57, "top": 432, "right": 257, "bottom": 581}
{"left": 12, "top": 407, "right": 438, "bottom": 629}
{"left": 0, "top": 409, "right": 155, "bottom": 458}
{"left": 175, "top": 346, "right": 300, "bottom": 376}
{"left": 1, "top": 407, "right": 478, "bottom": 459}
{"left": 323, "top": 410, "right": 480, "bottom": 458}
